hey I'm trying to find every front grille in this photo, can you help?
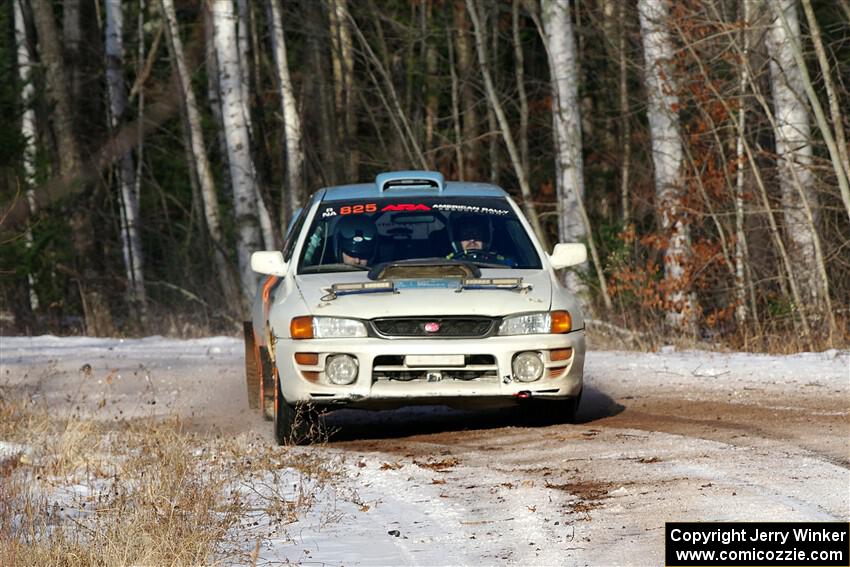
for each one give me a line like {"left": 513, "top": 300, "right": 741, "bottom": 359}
{"left": 371, "top": 317, "right": 496, "bottom": 338}
{"left": 372, "top": 354, "right": 498, "bottom": 382}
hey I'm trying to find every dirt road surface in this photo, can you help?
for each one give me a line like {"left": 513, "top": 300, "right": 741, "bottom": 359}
{"left": 2, "top": 336, "right": 848, "bottom": 565}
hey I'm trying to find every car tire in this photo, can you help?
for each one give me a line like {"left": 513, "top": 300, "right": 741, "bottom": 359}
{"left": 520, "top": 388, "right": 582, "bottom": 426}
{"left": 273, "top": 378, "right": 314, "bottom": 445}
{"left": 243, "top": 322, "right": 260, "bottom": 410}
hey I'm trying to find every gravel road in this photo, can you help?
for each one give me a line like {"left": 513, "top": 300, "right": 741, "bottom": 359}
{"left": 2, "top": 336, "right": 847, "bottom": 565}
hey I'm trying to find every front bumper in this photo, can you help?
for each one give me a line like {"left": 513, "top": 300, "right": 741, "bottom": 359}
{"left": 274, "top": 331, "right": 585, "bottom": 409}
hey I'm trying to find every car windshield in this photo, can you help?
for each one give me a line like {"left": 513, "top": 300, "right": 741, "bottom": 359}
{"left": 298, "top": 196, "right": 543, "bottom": 273}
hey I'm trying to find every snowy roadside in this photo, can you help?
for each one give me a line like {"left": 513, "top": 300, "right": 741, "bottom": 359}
{"left": 1, "top": 336, "right": 848, "bottom": 565}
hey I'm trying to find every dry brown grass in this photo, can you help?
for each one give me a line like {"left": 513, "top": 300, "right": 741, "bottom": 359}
{"left": 585, "top": 313, "right": 850, "bottom": 354}
{"left": 0, "top": 397, "right": 341, "bottom": 566}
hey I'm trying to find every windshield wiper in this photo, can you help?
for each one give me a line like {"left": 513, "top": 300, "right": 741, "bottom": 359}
{"left": 464, "top": 261, "right": 508, "bottom": 269}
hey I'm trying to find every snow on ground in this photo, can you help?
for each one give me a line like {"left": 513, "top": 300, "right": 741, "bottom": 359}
{"left": 1, "top": 335, "right": 848, "bottom": 565}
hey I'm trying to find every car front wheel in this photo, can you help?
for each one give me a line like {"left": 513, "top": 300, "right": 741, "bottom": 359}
{"left": 519, "top": 389, "right": 582, "bottom": 426}
{"left": 273, "top": 376, "right": 315, "bottom": 445}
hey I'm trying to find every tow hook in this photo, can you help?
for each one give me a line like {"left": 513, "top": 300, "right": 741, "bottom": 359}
{"left": 515, "top": 390, "right": 532, "bottom": 399}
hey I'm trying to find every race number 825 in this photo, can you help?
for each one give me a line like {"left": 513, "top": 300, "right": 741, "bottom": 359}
{"left": 340, "top": 204, "right": 377, "bottom": 215}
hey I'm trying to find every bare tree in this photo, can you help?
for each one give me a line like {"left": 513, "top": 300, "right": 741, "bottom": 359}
{"left": 466, "top": 0, "right": 548, "bottom": 249}
{"left": 32, "top": 0, "right": 115, "bottom": 336}
{"left": 796, "top": 0, "right": 850, "bottom": 222}
{"left": 14, "top": 0, "right": 39, "bottom": 312}
{"left": 267, "top": 0, "right": 306, "bottom": 225}
{"left": 63, "top": 0, "right": 82, "bottom": 102}
{"left": 454, "top": 0, "right": 481, "bottom": 179}
{"left": 328, "top": 0, "right": 358, "bottom": 179}
{"left": 211, "top": 0, "right": 262, "bottom": 304}
{"left": 161, "top": 0, "right": 242, "bottom": 310}
{"left": 637, "top": 0, "right": 695, "bottom": 329}
{"left": 424, "top": 0, "right": 439, "bottom": 162}
{"left": 348, "top": 9, "right": 429, "bottom": 170}
{"left": 106, "top": 0, "right": 146, "bottom": 316}
{"left": 734, "top": 0, "right": 751, "bottom": 324}
{"left": 763, "top": 0, "right": 823, "bottom": 312}
{"left": 617, "top": 1, "right": 632, "bottom": 226}
{"left": 542, "top": 0, "right": 595, "bottom": 303}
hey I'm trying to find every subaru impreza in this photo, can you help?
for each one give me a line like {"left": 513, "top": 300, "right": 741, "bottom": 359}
{"left": 244, "top": 171, "right": 587, "bottom": 443}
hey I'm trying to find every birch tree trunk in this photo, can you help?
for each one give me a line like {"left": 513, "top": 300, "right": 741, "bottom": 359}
{"left": 161, "top": 0, "right": 242, "bottom": 311}
{"left": 15, "top": 0, "right": 39, "bottom": 311}
{"left": 541, "top": 0, "right": 588, "bottom": 296}
{"left": 763, "top": 0, "right": 822, "bottom": 312}
{"left": 212, "top": 0, "right": 262, "bottom": 304}
{"left": 512, "top": 0, "right": 529, "bottom": 175}
{"left": 466, "top": 0, "right": 548, "bottom": 249}
{"left": 231, "top": 0, "right": 275, "bottom": 251}
{"left": 486, "top": 6, "right": 499, "bottom": 185}
{"left": 637, "top": 0, "right": 695, "bottom": 329}
{"left": 267, "top": 0, "right": 305, "bottom": 226}
{"left": 203, "top": 1, "right": 230, "bottom": 189}
{"left": 106, "top": 0, "right": 146, "bottom": 314}
{"left": 735, "top": 0, "right": 751, "bottom": 325}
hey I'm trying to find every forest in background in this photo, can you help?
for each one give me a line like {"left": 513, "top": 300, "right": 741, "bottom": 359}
{"left": 0, "top": 0, "right": 848, "bottom": 351}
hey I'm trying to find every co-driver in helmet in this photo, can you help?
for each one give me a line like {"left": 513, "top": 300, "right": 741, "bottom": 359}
{"left": 335, "top": 214, "right": 377, "bottom": 267}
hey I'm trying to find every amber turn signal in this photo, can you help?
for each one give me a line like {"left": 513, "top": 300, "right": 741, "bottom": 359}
{"left": 290, "top": 316, "right": 314, "bottom": 339}
{"left": 550, "top": 311, "right": 572, "bottom": 334}
{"left": 294, "top": 352, "right": 319, "bottom": 365}
{"left": 300, "top": 371, "right": 320, "bottom": 382}
{"left": 550, "top": 347, "right": 573, "bottom": 361}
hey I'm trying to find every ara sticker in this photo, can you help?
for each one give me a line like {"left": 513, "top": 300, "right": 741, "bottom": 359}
{"left": 381, "top": 203, "right": 432, "bottom": 212}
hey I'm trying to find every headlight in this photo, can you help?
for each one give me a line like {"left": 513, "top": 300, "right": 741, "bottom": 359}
{"left": 498, "top": 311, "right": 571, "bottom": 335}
{"left": 499, "top": 312, "right": 550, "bottom": 335}
{"left": 326, "top": 354, "right": 358, "bottom": 385}
{"left": 290, "top": 316, "right": 367, "bottom": 339}
{"left": 512, "top": 352, "right": 544, "bottom": 382}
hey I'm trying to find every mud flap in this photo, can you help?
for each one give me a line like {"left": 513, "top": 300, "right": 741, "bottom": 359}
{"left": 243, "top": 322, "right": 260, "bottom": 410}
{"left": 259, "top": 346, "right": 276, "bottom": 421}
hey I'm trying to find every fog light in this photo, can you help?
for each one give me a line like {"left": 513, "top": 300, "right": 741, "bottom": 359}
{"left": 326, "top": 354, "right": 358, "bottom": 385}
{"left": 512, "top": 352, "right": 544, "bottom": 383}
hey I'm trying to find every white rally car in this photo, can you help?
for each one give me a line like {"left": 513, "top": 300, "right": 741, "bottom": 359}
{"left": 244, "top": 171, "right": 587, "bottom": 444}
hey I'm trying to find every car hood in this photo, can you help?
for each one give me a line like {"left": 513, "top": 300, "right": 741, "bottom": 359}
{"left": 295, "top": 270, "right": 552, "bottom": 318}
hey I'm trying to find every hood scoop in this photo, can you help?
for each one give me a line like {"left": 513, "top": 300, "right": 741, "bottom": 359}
{"left": 367, "top": 259, "right": 480, "bottom": 280}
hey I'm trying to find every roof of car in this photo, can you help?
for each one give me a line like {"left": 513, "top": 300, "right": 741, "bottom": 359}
{"left": 317, "top": 171, "right": 509, "bottom": 202}
{"left": 320, "top": 182, "right": 508, "bottom": 201}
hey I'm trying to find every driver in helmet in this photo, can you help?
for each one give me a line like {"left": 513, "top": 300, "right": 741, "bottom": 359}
{"left": 336, "top": 214, "right": 376, "bottom": 267}
{"left": 447, "top": 215, "right": 515, "bottom": 266}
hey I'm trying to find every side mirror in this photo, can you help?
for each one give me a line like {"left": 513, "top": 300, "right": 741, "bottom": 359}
{"left": 251, "top": 251, "right": 288, "bottom": 276}
{"left": 549, "top": 243, "right": 587, "bottom": 269}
